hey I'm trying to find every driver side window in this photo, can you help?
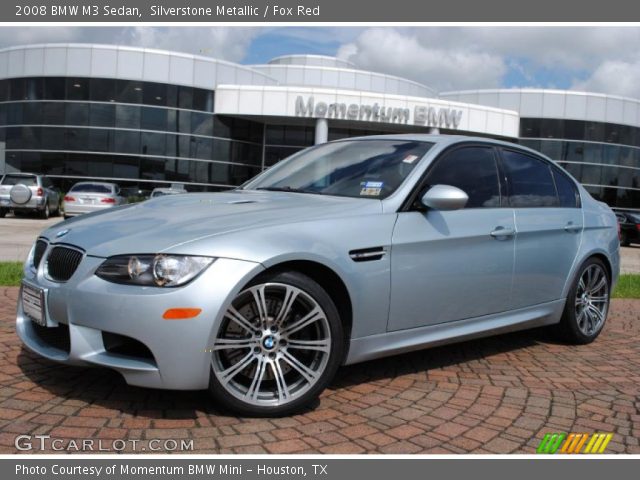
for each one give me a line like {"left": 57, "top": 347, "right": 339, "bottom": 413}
{"left": 425, "top": 146, "right": 502, "bottom": 208}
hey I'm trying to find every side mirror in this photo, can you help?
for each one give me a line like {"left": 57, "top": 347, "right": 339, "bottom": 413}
{"left": 421, "top": 184, "right": 468, "bottom": 211}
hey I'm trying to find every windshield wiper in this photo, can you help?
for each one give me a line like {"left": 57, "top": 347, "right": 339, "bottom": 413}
{"left": 255, "top": 186, "right": 315, "bottom": 194}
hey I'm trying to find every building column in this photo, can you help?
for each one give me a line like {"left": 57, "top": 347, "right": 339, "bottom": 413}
{"left": 428, "top": 127, "right": 440, "bottom": 134}
{"left": 314, "top": 118, "right": 328, "bottom": 145}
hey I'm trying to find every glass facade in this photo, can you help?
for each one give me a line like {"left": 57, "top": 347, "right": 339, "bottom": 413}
{"left": 0, "top": 76, "right": 638, "bottom": 209}
{"left": 0, "top": 77, "right": 263, "bottom": 192}
{"left": 520, "top": 118, "right": 640, "bottom": 209}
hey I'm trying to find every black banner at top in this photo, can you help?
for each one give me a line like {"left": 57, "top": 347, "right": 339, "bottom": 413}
{"left": 4, "top": 0, "right": 640, "bottom": 22}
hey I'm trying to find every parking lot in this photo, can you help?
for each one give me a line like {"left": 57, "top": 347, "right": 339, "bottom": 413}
{"left": 0, "top": 215, "right": 63, "bottom": 262}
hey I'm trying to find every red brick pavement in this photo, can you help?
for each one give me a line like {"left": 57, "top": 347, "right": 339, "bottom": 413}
{"left": 1, "top": 286, "right": 639, "bottom": 454}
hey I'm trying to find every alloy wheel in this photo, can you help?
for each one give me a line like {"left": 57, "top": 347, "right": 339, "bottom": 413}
{"left": 211, "top": 283, "right": 332, "bottom": 407}
{"left": 574, "top": 264, "right": 609, "bottom": 336}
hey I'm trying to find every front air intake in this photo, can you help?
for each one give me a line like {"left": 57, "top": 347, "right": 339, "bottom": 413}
{"left": 33, "top": 239, "right": 47, "bottom": 269}
{"left": 46, "top": 246, "right": 84, "bottom": 282}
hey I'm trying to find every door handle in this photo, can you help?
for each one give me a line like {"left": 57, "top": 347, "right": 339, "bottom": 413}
{"left": 564, "top": 222, "right": 583, "bottom": 233}
{"left": 490, "top": 227, "right": 515, "bottom": 238}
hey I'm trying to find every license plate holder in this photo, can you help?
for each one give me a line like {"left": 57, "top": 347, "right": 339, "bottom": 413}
{"left": 21, "top": 282, "right": 47, "bottom": 327}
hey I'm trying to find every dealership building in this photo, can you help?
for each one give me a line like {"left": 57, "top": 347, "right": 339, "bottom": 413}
{"left": 0, "top": 43, "right": 638, "bottom": 209}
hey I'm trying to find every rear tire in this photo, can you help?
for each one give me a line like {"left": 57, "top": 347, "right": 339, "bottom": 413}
{"left": 0, "top": 208, "right": 6, "bottom": 218}
{"left": 208, "top": 271, "right": 345, "bottom": 417}
{"left": 556, "top": 257, "right": 611, "bottom": 344}
{"left": 40, "top": 203, "right": 50, "bottom": 220}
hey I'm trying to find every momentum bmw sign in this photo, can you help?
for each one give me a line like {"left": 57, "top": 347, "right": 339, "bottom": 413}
{"left": 295, "top": 95, "right": 463, "bottom": 128}
{"left": 213, "top": 85, "right": 519, "bottom": 138}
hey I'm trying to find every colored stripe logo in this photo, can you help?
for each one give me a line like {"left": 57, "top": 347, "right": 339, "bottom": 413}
{"left": 537, "top": 432, "right": 613, "bottom": 454}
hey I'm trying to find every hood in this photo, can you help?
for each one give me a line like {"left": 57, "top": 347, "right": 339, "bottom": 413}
{"left": 42, "top": 190, "right": 381, "bottom": 257}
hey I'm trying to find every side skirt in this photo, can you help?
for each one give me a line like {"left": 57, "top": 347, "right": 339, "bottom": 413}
{"left": 345, "top": 299, "right": 565, "bottom": 365}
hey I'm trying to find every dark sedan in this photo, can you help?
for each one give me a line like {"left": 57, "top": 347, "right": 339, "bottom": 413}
{"left": 616, "top": 211, "right": 640, "bottom": 246}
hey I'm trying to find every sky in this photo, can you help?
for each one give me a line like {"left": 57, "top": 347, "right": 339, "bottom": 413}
{"left": 2, "top": 26, "right": 640, "bottom": 97}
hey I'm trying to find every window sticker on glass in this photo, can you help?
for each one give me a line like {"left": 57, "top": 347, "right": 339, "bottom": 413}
{"left": 360, "top": 181, "right": 383, "bottom": 196}
{"left": 403, "top": 154, "right": 419, "bottom": 164}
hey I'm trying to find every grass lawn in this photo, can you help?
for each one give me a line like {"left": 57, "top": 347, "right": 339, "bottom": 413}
{"left": 0, "top": 262, "right": 22, "bottom": 287}
{"left": 613, "top": 274, "right": 640, "bottom": 299}
{"left": 0, "top": 261, "right": 639, "bottom": 298}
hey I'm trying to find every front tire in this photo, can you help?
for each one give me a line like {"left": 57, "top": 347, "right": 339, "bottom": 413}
{"left": 208, "top": 271, "right": 344, "bottom": 417}
{"left": 557, "top": 257, "right": 611, "bottom": 344}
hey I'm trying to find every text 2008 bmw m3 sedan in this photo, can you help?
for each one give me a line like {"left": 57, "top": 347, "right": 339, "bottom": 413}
{"left": 17, "top": 135, "right": 620, "bottom": 416}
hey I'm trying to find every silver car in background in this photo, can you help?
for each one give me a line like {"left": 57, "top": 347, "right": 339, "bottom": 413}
{"left": 0, "top": 173, "right": 61, "bottom": 219}
{"left": 63, "top": 182, "right": 124, "bottom": 218}
{"left": 150, "top": 187, "right": 187, "bottom": 198}
{"left": 17, "top": 135, "right": 620, "bottom": 416}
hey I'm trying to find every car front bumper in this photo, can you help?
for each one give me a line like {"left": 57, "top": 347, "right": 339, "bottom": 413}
{"left": 16, "top": 252, "right": 264, "bottom": 390}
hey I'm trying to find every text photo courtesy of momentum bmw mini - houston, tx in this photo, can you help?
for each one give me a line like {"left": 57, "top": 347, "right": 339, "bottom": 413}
{"left": 0, "top": 22, "right": 639, "bottom": 461}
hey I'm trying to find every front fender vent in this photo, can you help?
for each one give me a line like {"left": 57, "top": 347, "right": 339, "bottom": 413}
{"left": 349, "top": 247, "right": 386, "bottom": 262}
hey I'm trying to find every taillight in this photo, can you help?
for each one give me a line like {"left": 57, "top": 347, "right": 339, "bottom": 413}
{"left": 636, "top": 224, "right": 640, "bottom": 232}
{"left": 36, "top": 187, "right": 43, "bottom": 196}
{"left": 64, "top": 195, "right": 75, "bottom": 202}
{"left": 100, "top": 197, "right": 116, "bottom": 204}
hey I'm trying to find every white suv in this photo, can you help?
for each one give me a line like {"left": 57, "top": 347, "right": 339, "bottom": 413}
{"left": 0, "top": 173, "right": 61, "bottom": 219}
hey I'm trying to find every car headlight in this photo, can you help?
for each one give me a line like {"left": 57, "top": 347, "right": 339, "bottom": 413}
{"left": 95, "top": 254, "right": 215, "bottom": 287}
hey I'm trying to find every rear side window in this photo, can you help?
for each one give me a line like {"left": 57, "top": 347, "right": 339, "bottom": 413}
{"left": 70, "top": 183, "right": 112, "bottom": 193}
{"left": 425, "top": 146, "right": 501, "bottom": 208}
{"left": 552, "top": 167, "right": 580, "bottom": 208}
{"left": 501, "top": 150, "right": 558, "bottom": 208}
{"left": 0, "top": 175, "right": 37, "bottom": 186}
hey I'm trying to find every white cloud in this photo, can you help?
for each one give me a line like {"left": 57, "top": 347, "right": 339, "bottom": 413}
{"left": 336, "top": 28, "right": 506, "bottom": 91}
{"left": 573, "top": 59, "right": 640, "bottom": 98}
{"left": 336, "top": 27, "right": 640, "bottom": 94}
{"left": 0, "top": 27, "right": 262, "bottom": 62}
{"left": 124, "top": 27, "right": 261, "bottom": 62}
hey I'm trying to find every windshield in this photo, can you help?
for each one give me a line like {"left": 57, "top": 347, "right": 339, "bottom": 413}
{"left": 70, "top": 184, "right": 113, "bottom": 193}
{"left": 244, "top": 139, "right": 434, "bottom": 199}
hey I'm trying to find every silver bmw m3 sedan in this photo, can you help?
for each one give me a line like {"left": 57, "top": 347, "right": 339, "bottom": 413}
{"left": 17, "top": 135, "right": 620, "bottom": 416}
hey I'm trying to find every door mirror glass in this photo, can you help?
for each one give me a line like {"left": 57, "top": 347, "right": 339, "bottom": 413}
{"left": 421, "top": 184, "right": 469, "bottom": 211}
